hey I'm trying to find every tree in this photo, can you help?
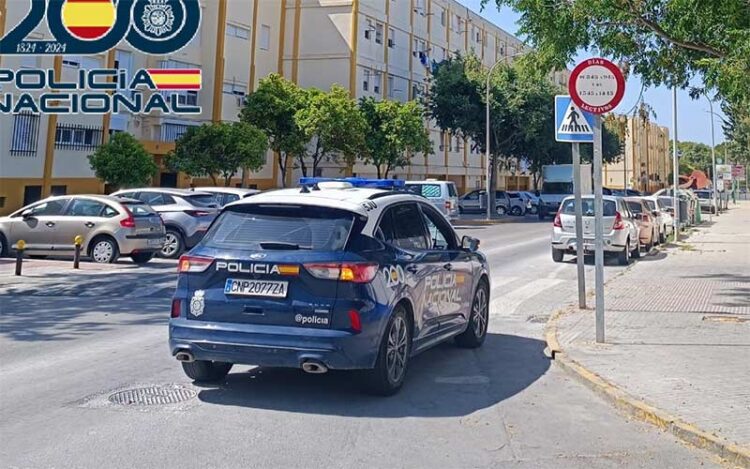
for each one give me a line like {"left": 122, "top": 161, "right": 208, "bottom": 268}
{"left": 295, "top": 85, "right": 367, "bottom": 177}
{"left": 359, "top": 98, "right": 433, "bottom": 178}
{"left": 483, "top": 0, "right": 750, "bottom": 108}
{"left": 428, "top": 53, "right": 624, "bottom": 194}
{"left": 675, "top": 141, "right": 713, "bottom": 175}
{"left": 241, "top": 74, "right": 307, "bottom": 186}
{"left": 88, "top": 132, "right": 157, "bottom": 190}
{"left": 168, "top": 122, "right": 268, "bottom": 186}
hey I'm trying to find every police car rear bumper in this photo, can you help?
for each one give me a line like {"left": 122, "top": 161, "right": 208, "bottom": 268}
{"left": 169, "top": 318, "right": 381, "bottom": 370}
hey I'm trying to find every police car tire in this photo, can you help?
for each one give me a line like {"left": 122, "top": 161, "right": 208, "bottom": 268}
{"left": 360, "top": 305, "right": 412, "bottom": 396}
{"left": 455, "top": 281, "right": 489, "bottom": 348}
{"left": 181, "top": 360, "right": 233, "bottom": 382}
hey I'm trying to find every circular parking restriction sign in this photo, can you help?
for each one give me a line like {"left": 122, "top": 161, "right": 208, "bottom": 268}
{"left": 568, "top": 58, "right": 625, "bottom": 114}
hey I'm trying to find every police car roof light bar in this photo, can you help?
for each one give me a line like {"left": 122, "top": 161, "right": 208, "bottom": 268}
{"left": 299, "top": 177, "right": 406, "bottom": 189}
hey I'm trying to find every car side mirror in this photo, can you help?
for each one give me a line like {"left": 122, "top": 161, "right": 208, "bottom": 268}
{"left": 652, "top": 210, "right": 659, "bottom": 217}
{"left": 461, "top": 236, "right": 480, "bottom": 252}
{"left": 21, "top": 209, "right": 33, "bottom": 219}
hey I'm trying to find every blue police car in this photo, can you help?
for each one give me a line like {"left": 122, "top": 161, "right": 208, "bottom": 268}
{"left": 169, "top": 178, "right": 490, "bottom": 395}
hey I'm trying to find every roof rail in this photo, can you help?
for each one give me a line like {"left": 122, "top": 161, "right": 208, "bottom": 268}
{"left": 298, "top": 177, "right": 406, "bottom": 189}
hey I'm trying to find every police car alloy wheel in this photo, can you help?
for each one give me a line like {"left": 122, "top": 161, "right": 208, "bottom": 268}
{"left": 362, "top": 305, "right": 412, "bottom": 396}
{"left": 455, "top": 281, "right": 489, "bottom": 348}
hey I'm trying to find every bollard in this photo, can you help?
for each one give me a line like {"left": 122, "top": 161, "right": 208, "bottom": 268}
{"left": 73, "top": 235, "right": 83, "bottom": 269}
{"left": 15, "top": 239, "right": 26, "bottom": 276}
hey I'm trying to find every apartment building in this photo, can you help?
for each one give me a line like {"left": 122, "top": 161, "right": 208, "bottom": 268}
{"left": 0, "top": 0, "right": 559, "bottom": 215}
{"left": 604, "top": 116, "right": 671, "bottom": 193}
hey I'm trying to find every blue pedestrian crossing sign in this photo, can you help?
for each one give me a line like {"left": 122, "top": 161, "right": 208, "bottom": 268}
{"left": 555, "top": 95, "right": 595, "bottom": 143}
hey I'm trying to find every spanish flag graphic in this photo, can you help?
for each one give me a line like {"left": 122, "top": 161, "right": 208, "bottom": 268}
{"left": 147, "top": 69, "right": 203, "bottom": 90}
{"left": 61, "top": 0, "right": 117, "bottom": 41}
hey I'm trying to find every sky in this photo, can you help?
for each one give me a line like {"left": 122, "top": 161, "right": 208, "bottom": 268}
{"left": 459, "top": 0, "right": 726, "bottom": 146}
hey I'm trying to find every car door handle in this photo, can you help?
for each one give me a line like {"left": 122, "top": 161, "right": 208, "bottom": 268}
{"left": 443, "top": 263, "right": 453, "bottom": 271}
{"left": 45, "top": 221, "right": 55, "bottom": 227}
{"left": 405, "top": 264, "right": 419, "bottom": 273}
{"left": 85, "top": 222, "right": 95, "bottom": 228}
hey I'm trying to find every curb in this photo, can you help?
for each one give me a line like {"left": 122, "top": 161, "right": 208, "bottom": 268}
{"left": 545, "top": 311, "right": 750, "bottom": 468}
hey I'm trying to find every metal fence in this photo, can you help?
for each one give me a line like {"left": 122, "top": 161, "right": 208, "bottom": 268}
{"left": 10, "top": 113, "right": 40, "bottom": 156}
{"left": 54, "top": 123, "right": 103, "bottom": 151}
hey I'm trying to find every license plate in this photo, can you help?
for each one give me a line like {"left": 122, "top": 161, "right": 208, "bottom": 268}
{"left": 224, "top": 279, "right": 288, "bottom": 298}
{"left": 148, "top": 238, "right": 164, "bottom": 246}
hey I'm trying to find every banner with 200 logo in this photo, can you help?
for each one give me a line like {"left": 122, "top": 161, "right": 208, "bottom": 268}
{"left": 0, "top": 0, "right": 201, "bottom": 56}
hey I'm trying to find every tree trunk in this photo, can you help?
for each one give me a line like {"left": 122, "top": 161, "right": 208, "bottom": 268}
{"left": 376, "top": 164, "right": 383, "bottom": 178}
{"left": 278, "top": 152, "right": 288, "bottom": 187}
{"left": 224, "top": 175, "right": 232, "bottom": 187}
{"left": 488, "top": 154, "right": 498, "bottom": 216}
{"left": 240, "top": 166, "right": 247, "bottom": 188}
{"left": 298, "top": 154, "right": 308, "bottom": 178}
{"left": 210, "top": 173, "right": 218, "bottom": 186}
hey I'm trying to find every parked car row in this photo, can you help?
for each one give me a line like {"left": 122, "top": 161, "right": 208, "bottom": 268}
{"left": 458, "top": 190, "right": 537, "bottom": 216}
{"left": 0, "top": 186, "right": 263, "bottom": 264}
{"left": 550, "top": 194, "right": 675, "bottom": 265}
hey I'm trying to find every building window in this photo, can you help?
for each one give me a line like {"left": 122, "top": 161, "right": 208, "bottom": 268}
{"left": 54, "top": 124, "right": 103, "bottom": 151}
{"left": 440, "top": 8, "right": 446, "bottom": 27}
{"left": 388, "top": 28, "right": 395, "bottom": 48}
{"left": 260, "top": 24, "right": 271, "bottom": 50}
{"left": 10, "top": 113, "right": 40, "bottom": 156}
{"left": 363, "top": 69, "right": 370, "bottom": 91}
{"left": 62, "top": 56, "right": 81, "bottom": 67}
{"left": 375, "top": 23, "right": 384, "bottom": 44}
{"left": 364, "top": 19, "right": 373, "bottom": 40}
{"left": 161, "top": 122, "right": 198, "bottom": 142}
{"left": 226, "top": 23, "right": 249, "bottom": 40}
{"left": 387, "top": 75, "right": 395, "bottom": 97}
{"left": 51, "top": 185, "right": 67, "bottom": 196}
{"left": 373, "top": 72, "right": 381, "bottom": 94}
{"left": 223, "top": 82, "right": 246, "bottom": 97}
{"left": 176, "top": 90, "right": 199, "bottom": 107}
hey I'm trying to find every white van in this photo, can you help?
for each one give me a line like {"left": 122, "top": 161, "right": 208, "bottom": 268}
{"left": 405, "top": 180, "right": 460, "bottom": 219}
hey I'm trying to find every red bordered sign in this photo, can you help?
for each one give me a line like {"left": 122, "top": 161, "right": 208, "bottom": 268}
{"left": 568, "top": 58, "right": 625, "bottom": 114}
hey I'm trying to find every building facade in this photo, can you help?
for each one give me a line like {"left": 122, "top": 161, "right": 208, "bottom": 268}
{"left": 0, "top": 0, "right": 565, "bottom": 215}
{"left": 604, "top": 116, "right": 671, "bottom": 193}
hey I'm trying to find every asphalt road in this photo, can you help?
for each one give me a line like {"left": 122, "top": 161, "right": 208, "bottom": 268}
{"left": 0, "top": 219, "right": 718, "bottom": 468}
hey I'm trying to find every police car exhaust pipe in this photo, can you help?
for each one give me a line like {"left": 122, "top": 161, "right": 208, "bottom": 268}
{"left": 175, "top": 350, "right": 195, "bottom": 363}
{"left": 301, "top": 360, "right": 328, "bottom": 374}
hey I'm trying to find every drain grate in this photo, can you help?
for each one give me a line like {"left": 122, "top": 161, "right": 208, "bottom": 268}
{"left": 108, "top": 385, "right": 196, "bottom": 406}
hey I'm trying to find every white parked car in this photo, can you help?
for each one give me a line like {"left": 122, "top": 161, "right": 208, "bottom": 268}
{"left": 642, "top": 196, "right": 674, "bottom": 244}
{"left": 405, "top": 180, "right": 460, "bottom": 219}
{"left": 551, "top": 195, "right": 640, "bottom": 265}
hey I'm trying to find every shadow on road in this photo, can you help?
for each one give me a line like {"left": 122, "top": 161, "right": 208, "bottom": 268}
{"left": 196, "top": 333, "right": 549, "bottom": 417}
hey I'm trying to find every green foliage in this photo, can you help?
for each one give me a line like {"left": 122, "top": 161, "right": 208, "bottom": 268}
{"left": 87, "top": 132, "right": 157, "bottom": 190}
{"left": 168, "top": 122, "right": 268, "bottom": 186}
{"left": 295, "top": 85, "right": 367, "bottom": 176}
{"left": 359, "top": 98, "right": 433, "bottom": 178}
{"left": 241, "top": 74, "right": 307, "bottom": 186}
{"left": 428, "top": 53, "right": 623, "bottom": 188}
{"left": 483, "top": 0, "right": 750, "bottom": 108}
{"left": 674, "top": 141, "right": 713, "bottom": 175}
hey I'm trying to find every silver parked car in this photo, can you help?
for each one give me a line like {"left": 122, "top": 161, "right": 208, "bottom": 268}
{"left": 0, "top": 195, "right": 165, "bottom": 264}
{"left": 507, "top": 191, "right": 530, "bottom": 216}
{"left": 459, "top": 190, "right": 511, "bottom": 216}
{"left": 551, "top": 195, "right": 640, "bottom": 265}
{"left": 112, "top": 188, "right": 219, "bottom": 259}
{"left": 191, "top": 187, "right": 260, "bottom": 207}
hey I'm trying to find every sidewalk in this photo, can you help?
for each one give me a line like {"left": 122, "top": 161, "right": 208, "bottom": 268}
{"left": 547, "top": 201, "right": 750, "bottom": 467}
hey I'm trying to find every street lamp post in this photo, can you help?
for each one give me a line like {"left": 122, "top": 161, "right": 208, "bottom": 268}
{"left": 706, "top": 96, "right": 719, "bottom": 216}
{"left": 485, "top": 60, "right": 503, "bottom": 220}
{"left": 485, "top": 51, "right": 525, "bottom": 220}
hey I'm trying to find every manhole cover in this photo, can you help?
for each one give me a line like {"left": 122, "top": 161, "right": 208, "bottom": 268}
{"left": 108, "top": 385, "right": 196, "bottom": 406}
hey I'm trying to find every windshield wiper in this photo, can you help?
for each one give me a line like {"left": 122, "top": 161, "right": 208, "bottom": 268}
{"left": 259, "top": 241, "right": 311, "bottom": 250}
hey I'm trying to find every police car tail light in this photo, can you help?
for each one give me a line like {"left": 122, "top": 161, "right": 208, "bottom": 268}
{"left": 171, "top": 299, "right": 182, "bottom": 318}
{"left": 348, "top": 310, "right": 362, "bottom": 333}
{"left": 304, "top": 263, "right": 379, "bottom": 283}
{"left": 178, "top": 255, "right": 213, "bottom": 273}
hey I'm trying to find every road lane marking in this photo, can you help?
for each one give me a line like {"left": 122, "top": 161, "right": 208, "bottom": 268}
{"left": 480, "top": 235, "right": 550, "bottom": 255}
{"left": 490, "top": 278, "right": 564, "bottom": 317}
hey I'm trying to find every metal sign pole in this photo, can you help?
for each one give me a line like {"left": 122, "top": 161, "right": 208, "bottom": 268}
{"left": 572, "top": 143, "right": 586, "bottom": 309}
{"left": 593, "top": 115, "right": 605, "bottom": 343}
{"left": 672, "top": 88, "right": 679, "bottom": 238}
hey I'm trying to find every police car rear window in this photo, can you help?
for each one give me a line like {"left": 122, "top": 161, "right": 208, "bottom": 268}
{"left": 202, "top": 206, "right": 355, "bottom": 251}
{"left": 406, "top": 184, "right": 441, "bottom": 198}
